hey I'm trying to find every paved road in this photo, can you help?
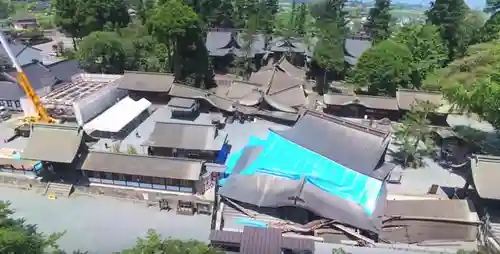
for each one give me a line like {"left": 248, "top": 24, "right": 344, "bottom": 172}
{"left": 0, "top": 187, "right": 212, "bottom": 253}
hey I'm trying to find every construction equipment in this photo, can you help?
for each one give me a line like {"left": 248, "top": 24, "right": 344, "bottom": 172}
{"left": 0, "top": 31, "right": 57, "bottom": 132}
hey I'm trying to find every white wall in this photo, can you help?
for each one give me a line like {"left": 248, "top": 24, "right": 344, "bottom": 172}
{"left": 73, "top": 82, "right": 126, "bottom": 126}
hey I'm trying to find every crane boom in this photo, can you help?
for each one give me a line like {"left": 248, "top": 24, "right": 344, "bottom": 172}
{"left": 0, "top": 31, "right": 54, "bottom": 123}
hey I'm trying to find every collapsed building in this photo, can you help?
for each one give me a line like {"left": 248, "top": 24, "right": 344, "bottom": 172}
{"left": 20, "top": 73, "right": 124, "bottom": 124}
{"left": 211, "top": 110, "right": 481, "bottom": 252}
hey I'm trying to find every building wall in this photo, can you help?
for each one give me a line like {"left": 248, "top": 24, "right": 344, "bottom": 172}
{"left": 0, "top": 99, "right": 22, "bottom": 111}
{"left": 73, "top": 81, "right": 126, "bottom": 125}
{"left": 324, "top": 105, "right": 400, "bottom": 121}
{"left": 150, "top": 147, "right": 219, "bottom": 162}
{"left": 13, "top": 21, "right": 37, "bottom": 31}
{"left": 83, "top": 170, "right": 195, "bottom": 193}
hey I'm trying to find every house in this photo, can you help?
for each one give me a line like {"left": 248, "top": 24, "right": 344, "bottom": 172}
{"left": 0, "top": 59, "right": 82, "bottom": 111}
{"left": 395, "top": 89, "right": 451, "bottom": 126}
{"left": 116, "top": 71, "right": 175, "bottom": 103}
{"left": 11, "top": 13, "right": 38, "bottom": 30}
{"left": 21, "top": 123, "right": 85, "bottom": 164}
{"left": 323, "top": 93, "right": 400, "bottom": 120}
{"left": 0, "top": 39, "right": 43, "bottom": 66}
{"left": 306, "top": 35, "right": 372, "bottom": 66}
{"left": 143, "top": 122, "right": 228, "bottom": 162}
{"left": 79, "top": 151, "right": 216, "bottom": 213}
{"left": 217, "top": 111, "right": 394, "bottom": 238}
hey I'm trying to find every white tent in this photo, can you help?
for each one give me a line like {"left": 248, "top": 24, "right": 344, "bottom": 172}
{"left": 84, "top": 96, "right": 151, "bottom": 133}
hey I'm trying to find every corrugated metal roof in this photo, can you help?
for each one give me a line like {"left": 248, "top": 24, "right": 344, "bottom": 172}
{"left": 241, "top": 226, "right": 282, "bottom": 254}
{"left": 81, "top": 151, "right": 203, "bottom": 180}
{"left": 22, "top": 124, "right": 83, "bottom": 163}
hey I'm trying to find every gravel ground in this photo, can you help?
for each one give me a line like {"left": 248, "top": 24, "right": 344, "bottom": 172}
{"left": 0, "top": 187, "right": 212, "bottom": 254}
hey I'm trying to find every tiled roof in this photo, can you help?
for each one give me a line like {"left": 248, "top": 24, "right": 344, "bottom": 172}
{"left": 395, "top": 89, "right": 450, "bottom": 113}
{"left": 3, "top": 61, "right": 59, "bottom": 100}
{"left": 46, "top": 59, "right": 84, "bottom": 82}
{"left": 81, "top": 151, "right": 204, "bottom": 180}
{"left": 323, "top": 93, "right": 399, "bottom": 110}
{"left": 22, "top": 123, "right": 84, "bottom": 163}
{"left": 268, "top": 37, "right": 307, "bottom": 53}
{"left": 116, "top": 71, "right": 175, "bottom": 92}
{"left": 206, "top": 30, "right": 266, "bottom": 57}
{"left": 275, "top": 110, "right": 391, "bottom": 177}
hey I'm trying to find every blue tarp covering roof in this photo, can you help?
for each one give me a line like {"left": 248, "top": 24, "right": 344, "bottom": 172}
{"left": 222, "top": 131, "right": 383, "bottom": 215}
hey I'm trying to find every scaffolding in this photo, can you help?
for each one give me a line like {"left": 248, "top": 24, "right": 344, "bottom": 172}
{"left": 40, "top": 73, "right": 122, "bottom": 120}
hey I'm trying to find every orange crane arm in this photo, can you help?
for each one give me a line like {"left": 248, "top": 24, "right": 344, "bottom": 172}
{"left": 0, "top": 31, "right": 54, "bottom": 123}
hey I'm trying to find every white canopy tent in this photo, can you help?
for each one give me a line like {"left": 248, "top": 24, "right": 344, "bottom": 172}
{"left": 84, "top": 96, "right": 151, "bottom": 133}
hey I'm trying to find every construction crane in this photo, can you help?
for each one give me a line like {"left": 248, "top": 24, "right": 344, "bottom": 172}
{"left": 0, "top": 30, "right": 57, "bottom": 132}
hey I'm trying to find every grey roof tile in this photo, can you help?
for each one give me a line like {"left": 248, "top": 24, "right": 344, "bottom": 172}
{"left": 22, "top": 123, "right": 84, "bottom": 163}
{"left": 269, "top": 37, "right": 307, "bottom": 53}
{"left": 144, "top": 122, "right": 227, "bottom": 151}
{"left": 81, "top": 151, "right": 203, "bottom": 180}
{"left": 324, "top": 93, "right": 399, "bottom": 110}
{"left": 46, "top": 59, "right": 84, "bottom": 82}
{"left": 206, "top": 31, "right": 266, "bottom": 57}
{"left": 3, "top": 61, "right": 59, "bottom": 100}
{"left": 274, "top": 110, "right": 391, "bottom": 177}
{"left": 117, "top": 71, "right": 175, "bottom": 92}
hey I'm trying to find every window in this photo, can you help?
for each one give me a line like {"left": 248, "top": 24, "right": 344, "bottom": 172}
{"left": 152, "top": 177, "right": 165, "bottom": 185}
{"left": 15, "top": 101, "right": 20, "bottom": 108}
{"left": 104, "top": 172, "right": 113, "bottom": 180}
{"left": 166, "top": 178, "right": 179, "bottom": 186}
{"left": 140, "top": 176, "right": 152, "bottom": 184}
{"left": 0, "top": 101, "right": 4, "bottom": 106}
{"left": 6, "top": 101, "right": 12, "bottom": 107}
{"left": 179, "top": 179, "right": 192, "bottom": 187}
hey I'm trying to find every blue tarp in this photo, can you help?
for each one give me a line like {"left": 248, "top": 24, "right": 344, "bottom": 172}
{"left": 234, "top": 218, "right": 268, "bottom": 228}
{"left": 222, "top": 132, "right": 383, "bottom": 215}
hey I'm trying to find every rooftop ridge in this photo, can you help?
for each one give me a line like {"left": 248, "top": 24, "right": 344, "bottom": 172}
{"left": 396, "top": 89, "right": 442, "bottom": 95}
{"left": 123, "top": 71, "right": 175, "bottom": 76}
{"left": 474, "top": 154, "right": 500, "bottom": 162}
{"left": 87, "top": 151, "right": 206, "bottom": 163}
{"left": 154, "top": 121, "right": 215, "bottom": 128}
{"left": 302, "top": 110, "right": 390, "bottom": 139}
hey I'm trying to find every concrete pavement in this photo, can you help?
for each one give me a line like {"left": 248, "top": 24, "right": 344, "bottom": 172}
{"left": 0, "top": 187, "right": 212, "bottom": 253}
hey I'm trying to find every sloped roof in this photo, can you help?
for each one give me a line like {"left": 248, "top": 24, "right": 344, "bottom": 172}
{"left": 4, "top": 61, "right": 59, "bottom": 100}
{"left": 269, "top": 37, "right": 307, "bottom": 53}
{"left": 81, "top": 151, "right": 203, "bottom": 180}
{"left": 143, "top": 122, "right": 225, "bottom": 151}
{"left": 324, "top": 93, "right": 399, "bottom": 110}
{"left": 116, "top": 71, "right": 175, "bottom": 92}
{"left": 206, "top": 30, "right": 266, "bottom": 57}
{"left": 382, "top": 199, "right": 480, "bottom": 243}
{"left": 22, "top": 123, "right": 84, "bottom": 163}
{"left": 396, "top": 89, "right": 450, "bottom": 113}
{"left": 306, "top": 37, "right": 372, "bottom": 65}
{"left": 46, "top": 59, "right": 84, "bottom": 82}
{"left": 470, "top": 155, "right": 500, "bottom": 200}
{"left": 216, "top": 80, "right": 263, "bottom": 106}
{"left": 275, "top": 110, "right": 391, "bottom": 178}
{"left": 169, "top": 83, "right": 236, "bottom": 111}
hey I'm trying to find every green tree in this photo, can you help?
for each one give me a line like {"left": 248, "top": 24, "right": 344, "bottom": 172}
{"left": 235, "top": 14, "right": 259, "bottom": 80}
{"left": 394, "top": 100, "right": 437, "bottom": 168}
{"left": 121, "top": 229, "right": 223, "bottom": 254}
{"left": 294, "top": 3, "right": 308, "bottom": 36}
{"left": 426, "top": 0, "right": 469, "bottom": 61}
{"left": 350, "top": 40, "right": 413, "bottom": 96}
{"left": 77, "top": 31, "right": 126, "bottom": 74}
{"left": 424, "top": 40, "right": 500, "bottom": 91}
{"left": 146, "top": 0, "right": 199, "bottom": 73}
{"left": 463, "top": 10, "right": 487, "bottom": 45}
{"left": 313, "top": 21, "right": 345, "bottom": 94}
{"left": 311, "top": 0, "right": 348, "bottom": 95}
{"left": 137, "top": 0, "right": 156, "bottom": 25}
{"left": 53, "top": 0, "right": 85, "bottom": 50}
{"left": 477, "top": 12, "right": 500, "bottom": 43}
{"left": 365, "top": 0, "right": 392, "bottom": 43}
{"left": 0, "top": 201, "right": 63, "bottom": 253}
{"left": 0, "top": 0, "right": 13, "bottom": 19}
{"left": 393, "top": 24, "right": 447, "bottom": 89}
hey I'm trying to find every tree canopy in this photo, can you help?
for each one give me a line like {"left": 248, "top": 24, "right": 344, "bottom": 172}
{"left": 77, "top": 31, "right": 126, "bottom": 74}
{"left": 121, "top": 229, "right": 223, "bottom": 254}
{"left": 365, "top": 0, "right": 392, "bottom": 43}
{"left": 0, "top": 201, "right": 63, "bottom": 254}
{"left": 350, "top": 39, "right": 413, "bottom": 96}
